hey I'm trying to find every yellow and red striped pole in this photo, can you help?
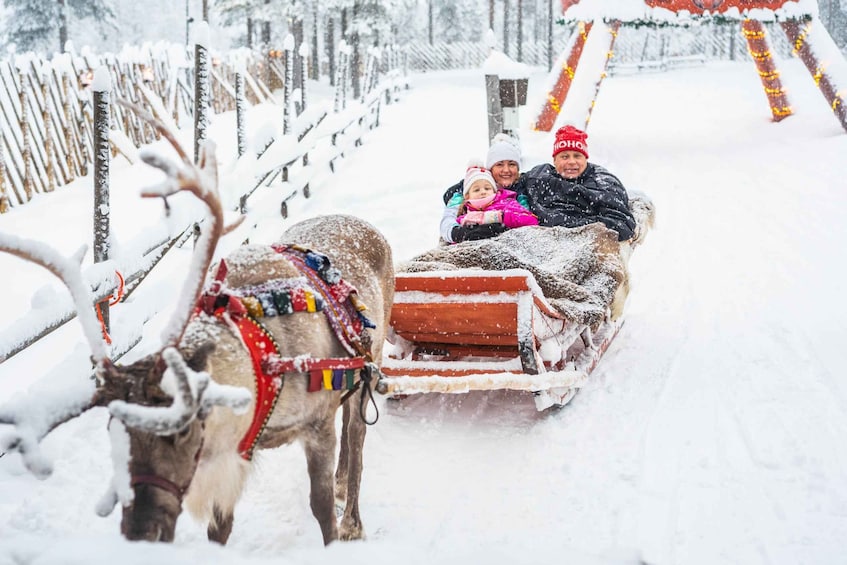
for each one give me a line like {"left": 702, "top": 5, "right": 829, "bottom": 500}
{"left": 742, "top": 19, "right": 792, "bottom": 122}
{"left": 534, "top": 21, "right": 593, "bottom": 131}
{"left": 781, "top": 19, "right": 847, "bottom": 133}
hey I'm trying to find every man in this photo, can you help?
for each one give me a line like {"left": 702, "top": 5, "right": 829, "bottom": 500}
{"left": 522, "top": 125, "right": 636, "bottom": 241}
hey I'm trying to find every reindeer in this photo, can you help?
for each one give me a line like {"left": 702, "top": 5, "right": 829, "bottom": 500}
{"left": 0, "top": 108, "right": 394, "bottom": 545}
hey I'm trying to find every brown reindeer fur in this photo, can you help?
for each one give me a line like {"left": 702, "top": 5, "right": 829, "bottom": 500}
{"left": 120, "top": 215, "right": 393, "bottom": 545}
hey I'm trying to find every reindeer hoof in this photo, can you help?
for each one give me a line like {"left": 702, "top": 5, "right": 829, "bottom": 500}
{"left": 338, "top": 524, "right": 365, "bottom": 541}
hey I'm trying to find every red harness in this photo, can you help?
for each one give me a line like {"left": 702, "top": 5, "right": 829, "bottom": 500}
{"left": 194, "top": 254, "right": 369, "bottom": 461}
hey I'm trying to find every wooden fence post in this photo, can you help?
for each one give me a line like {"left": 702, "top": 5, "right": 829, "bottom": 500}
{"left": 235, "top": 66, "right": 246, "bottom": 159}
{"left": 341, "top": 42, "right": 350, "bottom": 111}
{"left": 19, "top": 68, "right": 33, "bottom": 201}
{"left": 194, "top": 22, "right": 211, "bottom": 164}
{"left": 39, "top": 67, "right": 56, "bottom": 192}
{"left": 92, "top": 66, "right": 111, "bottom": 333}
{"left": 284, "top": 34, "right": 294, "bottom": 135}
{"left": 299, "top": 42, "right": 309, "bottom": 115}
{"left": 0, "top": 139, "right": 8, "bottom": 213}
{"left": 334, "top": 41, "right": 347, "bottom": 113}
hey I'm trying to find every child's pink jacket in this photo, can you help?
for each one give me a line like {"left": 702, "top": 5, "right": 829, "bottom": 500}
{"left": 456, "top": 189, "right": 539, "bottom": 228}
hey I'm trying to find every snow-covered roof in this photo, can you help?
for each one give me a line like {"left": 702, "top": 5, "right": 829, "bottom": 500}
{"left": 562, "top": 0, "right": 817, "bottom": 23}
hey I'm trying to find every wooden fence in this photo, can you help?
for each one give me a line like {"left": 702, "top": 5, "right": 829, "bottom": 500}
{"left": 0, "top": 45, "right": 267, "bottom": 213}
{"left": 0, "top": 40, "right": 408, "bottom": 363}
{"left": 0, "top": 40, "right": 407, "bottom": 214}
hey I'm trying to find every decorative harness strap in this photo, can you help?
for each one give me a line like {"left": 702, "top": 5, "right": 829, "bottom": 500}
{"left": 193, "top": 247, "right": 379, "bottom": 462}
{"left": 271, "top": 244, "right": 375, "bottom": 355}
{"left": 270, "top": 245, "right": 380, "bottom": 420}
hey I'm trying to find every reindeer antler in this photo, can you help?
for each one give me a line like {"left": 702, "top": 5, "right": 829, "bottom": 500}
{"left": 0, "top": 234, "right": 109, "bottom": 362}
{"left": 117, "top": 100, "right": 224, "bottom": 348}
{"left": 108, "top": 347, "right": 251, "bottom": 434}
{"left": 0, "top": 234, "right": 117, "bottom": 476}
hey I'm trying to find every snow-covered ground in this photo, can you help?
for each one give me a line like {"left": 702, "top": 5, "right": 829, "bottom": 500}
{"left": 2, "top": 51, "right": 847, "bottom": 565}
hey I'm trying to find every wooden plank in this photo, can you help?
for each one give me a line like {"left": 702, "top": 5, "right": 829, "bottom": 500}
{"left": 396, "top": 273, "right": 567, "bottom": 321}
{"left": 390, "top": 302, "right": 518, "bottom": 337}
{"left": 410, "top": 343, "right": 519, "bottom": 358}
{"left": 381, "top": 366, "right": 525, "bottom": 378}
{"left": 401, "top": 332, "right": 519, "bottom": 346}
{"left": 395, "top": 274, "right": 531, "bottom": 293}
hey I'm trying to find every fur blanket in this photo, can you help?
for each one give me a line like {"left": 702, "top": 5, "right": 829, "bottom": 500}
{"left": 400, "top": 193, "right": 656, "bottom": 327}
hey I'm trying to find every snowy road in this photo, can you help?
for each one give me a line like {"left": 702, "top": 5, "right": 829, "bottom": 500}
{"left": 2, "top": 59, "right": 847, "bottom": 565}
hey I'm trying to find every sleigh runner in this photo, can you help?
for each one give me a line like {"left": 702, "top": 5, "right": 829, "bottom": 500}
{"left": 378, "top": 268, "right": 624, "bottom": 411}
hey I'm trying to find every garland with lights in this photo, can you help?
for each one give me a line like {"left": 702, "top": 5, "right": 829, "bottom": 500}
{"left": 559, "top": 13, "right": 812, "bottom": 29}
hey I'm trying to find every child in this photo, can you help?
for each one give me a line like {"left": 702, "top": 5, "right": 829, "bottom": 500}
{"left": 452, "top": 161, "right": 538, "bottom": 242}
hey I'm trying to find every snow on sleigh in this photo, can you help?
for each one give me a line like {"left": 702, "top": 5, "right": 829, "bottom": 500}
{"left": 377, "top": 198, "right": 653, "bottom": 411}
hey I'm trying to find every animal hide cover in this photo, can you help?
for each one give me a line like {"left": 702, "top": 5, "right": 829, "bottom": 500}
{"left": 400, "top": 223, "right": 627, "bottom": 327}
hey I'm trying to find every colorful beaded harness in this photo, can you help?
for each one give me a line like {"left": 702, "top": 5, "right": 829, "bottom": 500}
{"left": 193, "top": 245, "right": 377, "bottom": 461}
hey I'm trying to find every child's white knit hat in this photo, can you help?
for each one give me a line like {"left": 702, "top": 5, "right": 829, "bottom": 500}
{"left": 463, "top": 159, "right": 497, "bottom": 196}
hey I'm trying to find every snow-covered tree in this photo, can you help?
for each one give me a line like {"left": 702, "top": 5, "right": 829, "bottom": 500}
{"left": 215, "top": 0, "right": 262, "bottom": 47}
{"left": 818, "top": 0, "right": 847, "bottom": 46}
{"left": 434, "top": 0, "right": 484, "bottom": 44}
{"left": 3, "top": 0, "right": 116, "bottom": 54}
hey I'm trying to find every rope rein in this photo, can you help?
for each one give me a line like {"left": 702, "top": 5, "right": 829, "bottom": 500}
{"left": 96, "top": 270, "right": 125, "bottom": 345}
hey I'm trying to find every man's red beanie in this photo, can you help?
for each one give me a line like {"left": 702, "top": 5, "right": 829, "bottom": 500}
{"left": 552, "top": 125, "right": 589, "bottom": 159}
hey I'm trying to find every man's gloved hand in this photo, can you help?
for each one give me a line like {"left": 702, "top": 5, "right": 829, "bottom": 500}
{"left": 451, "top": 223, "right": 508, "bottom": 242}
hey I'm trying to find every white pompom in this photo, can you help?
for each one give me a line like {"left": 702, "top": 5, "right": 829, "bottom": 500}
{"left": 466, "top": 157, "right": 485, "bottom": 169}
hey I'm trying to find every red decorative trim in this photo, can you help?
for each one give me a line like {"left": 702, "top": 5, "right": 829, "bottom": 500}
{"left": 193, "top": 255, "right": 369, "bottom": 461}
{"left": 234, "top": 316, "right": 283, "bottom": 461}
{"left": 263, "top": 355, "right": 365, "bottom": 375}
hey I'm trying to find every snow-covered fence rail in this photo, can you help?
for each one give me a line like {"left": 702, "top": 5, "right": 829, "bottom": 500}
{"left": 0, "top": 224, "right": 192, "bottom": 363}
{"left": 0, "top": 61, "right": 408, "bottom": 364}
{"left": 236, "top": 74, "right": 400, "bottom": 233}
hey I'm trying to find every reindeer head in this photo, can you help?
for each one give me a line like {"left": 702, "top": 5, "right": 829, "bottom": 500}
{"left": 0, "top": 103, "right": 249, "bottom": 542}
{"left": 99, "top": 344, "right": 245, "bottom": 542}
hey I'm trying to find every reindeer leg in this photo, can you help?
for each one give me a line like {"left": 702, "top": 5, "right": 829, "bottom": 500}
{"left": 207, "top": 504, "right": 234, "bottom": 545}
{"left": 338, "top": 403, "right": 366, "bottom": 541}
{"left": 334, "top": 400, "right": 351, "bottom": 506}
{"left": 304, "top": 419, "right": 339, "bottom": 545}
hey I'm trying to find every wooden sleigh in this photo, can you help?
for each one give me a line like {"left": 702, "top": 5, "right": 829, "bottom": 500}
{"left": 376, "top": 268, "right": 624, "bottom": 411}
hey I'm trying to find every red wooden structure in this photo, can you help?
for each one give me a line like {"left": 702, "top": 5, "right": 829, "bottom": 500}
{"left": 379, "top": 270, "right": 622, "bottom": 410}
{"left": 536, "top": 0, "right": 847, "bottom": 133}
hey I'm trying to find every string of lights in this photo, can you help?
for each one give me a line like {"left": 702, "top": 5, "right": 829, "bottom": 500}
{"left": 534, "top": 21, "right": 593, "bottom": 131}
{"left": 781, "top": 19, "right": 847, "bottom": 131}
{"left": 585, "top": 23, "right": 620, "bottom": 129}
{"left": 741, "top": 19, "right": 792, "bottom": 120}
